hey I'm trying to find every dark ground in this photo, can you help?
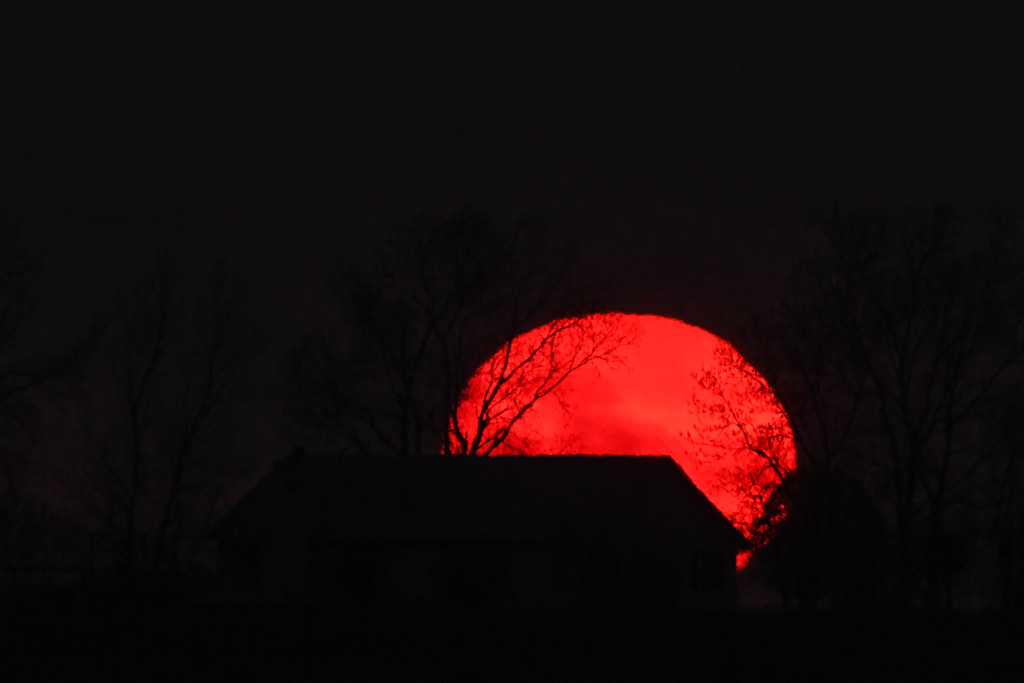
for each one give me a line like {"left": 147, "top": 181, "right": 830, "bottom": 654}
{"left": 4, "top": 600, "right": 1020, "bottom": 681}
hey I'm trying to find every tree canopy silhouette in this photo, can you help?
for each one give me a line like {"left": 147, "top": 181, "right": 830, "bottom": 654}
{"left": 725, "top": 209, "right": 1024, "bottom": 609}
{"left": 0, "top": 222, "right": 99, "bottom": 572}
{"left": 78, "top": 255, "right": 263, "bottom": 575}
{"left": 451, "top": 312, "right": 636, "bottom": 456}
{"left": 286, "top": 211, "right": 634, "bottom": 456}
{"left": 687, "top": 340, "right": 795, "bottom": 544}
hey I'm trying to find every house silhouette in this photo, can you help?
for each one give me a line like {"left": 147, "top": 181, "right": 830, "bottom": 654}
{"left": 212, "top": 451, "right": 749, "bottom": 608}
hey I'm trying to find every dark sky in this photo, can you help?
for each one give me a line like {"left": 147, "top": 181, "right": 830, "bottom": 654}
{"left": 6, "top": 3, "right": 1024, "bottom": 336}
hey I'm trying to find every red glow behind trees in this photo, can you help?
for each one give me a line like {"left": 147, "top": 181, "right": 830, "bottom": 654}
{"left": 687, "top": 341, "right": 796, "bottom": 544}
{"left": 449, "top": 313, "right": 638, "bottom": 456}
{"left": 453, "top": 313, "right": 796, "bottom": 541}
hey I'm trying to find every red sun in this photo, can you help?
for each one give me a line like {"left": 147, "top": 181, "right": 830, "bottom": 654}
{"left": 453, "top": 313, "right": 796, "bottom": 542}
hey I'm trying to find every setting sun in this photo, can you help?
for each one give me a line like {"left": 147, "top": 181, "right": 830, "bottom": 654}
{"left": 454, "top": 313, "right": 796, "bottom": 541}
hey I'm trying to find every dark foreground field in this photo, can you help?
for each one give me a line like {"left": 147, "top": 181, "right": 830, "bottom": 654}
{"left": 5, "top": 601, "right": 1021, "bottom": 681}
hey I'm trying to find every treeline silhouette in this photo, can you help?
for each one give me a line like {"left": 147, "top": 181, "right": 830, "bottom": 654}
{"left": 0, "top": 208, "right": 1022, "bottom": 612}
{"left": 730, "top": 208, "right": 1024, "bottom": 610}
{"left": 284, "top": 211, "right": 633, "bottom": 457}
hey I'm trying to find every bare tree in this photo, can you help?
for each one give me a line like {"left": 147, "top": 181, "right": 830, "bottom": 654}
{"left": 982, "top": 384, "right": 1024, "bottom": 609}
{"left": 687, "top": 210, "right": 1024, "bottom": 609}
{"left": 450, "top": 312, "right": 636, "bottom": 456}
{"left": 0, "top": 226, "right": 53, "bottom": 511}
{"left": 720, "top": 231, "right": 884, "bottom": 608}
{"left": 83, "top": 255, "right": 262, "bottom": 575}
{"left": 686, "top": 340, "right": 796, "bottom": 541}
{"left": 286, "top": 211, "right": 636, "bottom": 456}
{"left": 826, "top": 213, "right": 1024, "bottom": 607}
{"left": 723, "top": 209, "right": 1024, "bottom": 608}
{"left": 0, "top": 222, "right": 101, "bottom": 570}
{"left": 688, "top": 335, "right": 896, "bottom": 609}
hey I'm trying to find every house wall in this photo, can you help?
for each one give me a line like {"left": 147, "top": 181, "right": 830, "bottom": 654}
{"left": 306, "top": 539, "right": 567, "bottom": 608}
{"left": 219, "top": 524, "right": 740, "bottom": 608}
{"left": 293, "top": 535, "right": 740, "bottom": 609}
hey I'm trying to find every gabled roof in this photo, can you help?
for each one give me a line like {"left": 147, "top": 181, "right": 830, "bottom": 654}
{"left": 213, "top": 454, "right": 749, "bottom": 550}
